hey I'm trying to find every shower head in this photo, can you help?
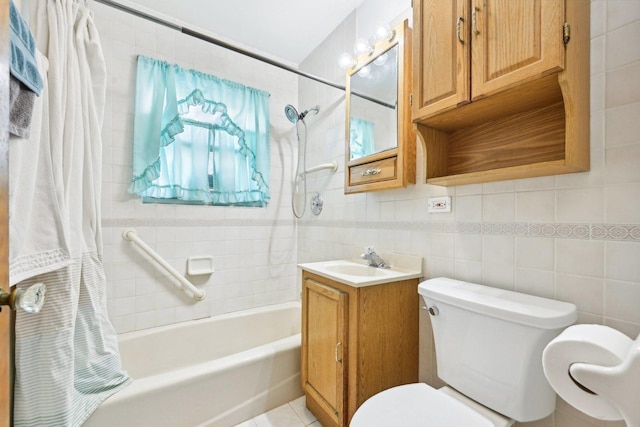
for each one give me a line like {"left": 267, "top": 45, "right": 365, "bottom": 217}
{"left": 285, "top": 104, "right": 299, "bottom": 123}
{"left": 284, "top": 104, "right": 320, "bottom": 123}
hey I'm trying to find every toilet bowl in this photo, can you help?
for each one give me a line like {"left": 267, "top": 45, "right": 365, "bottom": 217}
{"left": 350, "top": 278, "right": 577, "bottom": 427}
{"left": 350, "top": 384, "right": 512, "bottom": 427}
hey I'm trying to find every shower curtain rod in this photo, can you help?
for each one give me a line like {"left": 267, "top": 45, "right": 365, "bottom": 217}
{"left": 92, "top": 0, "right": 395, "bottom": 110}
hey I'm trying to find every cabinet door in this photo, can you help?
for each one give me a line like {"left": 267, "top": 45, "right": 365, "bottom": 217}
{"left": 302, "top": 278, "right": 348, "bottom": 425}
{"left": 471, "top": 0, "right": 565, "bottom": 100}
{"left": 412, "top": 0, "right": 470, "bottom": 120}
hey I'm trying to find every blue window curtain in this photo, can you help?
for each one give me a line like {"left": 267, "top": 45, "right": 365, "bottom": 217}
{"left": 129, "top": 55, "right": 271, "bottom": 206}
{"left": 349, "top": 117, "right": 375, "bottom": 160}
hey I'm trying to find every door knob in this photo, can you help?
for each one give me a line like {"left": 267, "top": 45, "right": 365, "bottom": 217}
{"left": 0, "top": 283, "right": 46, "bottom": 313}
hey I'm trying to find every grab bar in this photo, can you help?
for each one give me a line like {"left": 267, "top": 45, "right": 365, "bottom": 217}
{"left": 299, "top": 160, "right": 338, "bottom": 177}
{"left": 122, "top": 228, "right": 206, "bottom": 301}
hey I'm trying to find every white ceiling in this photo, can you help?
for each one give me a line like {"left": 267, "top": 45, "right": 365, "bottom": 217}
{"left": 126, "top": 0, "right": 366, "bottom": 65}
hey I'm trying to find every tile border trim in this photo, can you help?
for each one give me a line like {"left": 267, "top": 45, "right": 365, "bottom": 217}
{"left": 297, "top": 220, "right": 640, "bottom": 242}
{"left": 103, "top": 219, "right": 640, "bottom": 242}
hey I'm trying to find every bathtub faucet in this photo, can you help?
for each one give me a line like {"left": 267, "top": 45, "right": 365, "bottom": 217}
{"left": 361, "top": 246, "right": 389, "bottom": 269}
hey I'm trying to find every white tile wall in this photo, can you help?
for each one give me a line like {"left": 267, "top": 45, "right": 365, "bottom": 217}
{"left": 92, "top": 2, "right": 300, "bottom": 333}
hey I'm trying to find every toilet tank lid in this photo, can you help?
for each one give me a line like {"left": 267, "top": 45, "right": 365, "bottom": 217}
{"left": 418, "top": 278, "right": 577, "bottom": 330}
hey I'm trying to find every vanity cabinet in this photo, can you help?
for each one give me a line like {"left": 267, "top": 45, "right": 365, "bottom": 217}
{"left": 301, "top": 270, "right": 419, "bottom": 427}
{"left": 412, "top": 0, "right": 590, "bottom": 186}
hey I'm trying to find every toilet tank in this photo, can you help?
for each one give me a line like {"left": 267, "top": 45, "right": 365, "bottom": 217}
{"left": 418, "top": 278, "right": 577, "bottom": 422}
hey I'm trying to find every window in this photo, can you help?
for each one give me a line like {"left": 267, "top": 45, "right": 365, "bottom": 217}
{"left": 129, "top": 56, "right": 270, "bottom": 206}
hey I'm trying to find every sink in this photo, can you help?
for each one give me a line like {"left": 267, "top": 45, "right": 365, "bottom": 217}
{"left": 323, "top": 262, "right": 395, "bottom": 277}
{"left": 298, "top": 257, "right": 422, "bottom": 287}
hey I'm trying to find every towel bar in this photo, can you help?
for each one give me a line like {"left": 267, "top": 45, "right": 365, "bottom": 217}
{"left": 122, "top": 228, "right": 206, "bottom": 301}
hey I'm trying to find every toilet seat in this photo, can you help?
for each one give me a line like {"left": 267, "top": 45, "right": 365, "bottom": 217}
{"left": 349, "top": 383, "right": 512, "bottom": 427}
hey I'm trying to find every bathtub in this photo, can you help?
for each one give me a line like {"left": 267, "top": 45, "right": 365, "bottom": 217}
{"left": 84, "top": 302, "right": 303, "bottom": 427}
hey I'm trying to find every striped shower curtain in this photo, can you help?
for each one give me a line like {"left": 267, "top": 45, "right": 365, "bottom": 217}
{"left": 11, "top": 1, "right": 130, "bottom": 425}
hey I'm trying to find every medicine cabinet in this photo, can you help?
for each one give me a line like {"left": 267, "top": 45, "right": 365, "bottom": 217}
{"left": 344, "top": 20, "right": 416, "bottom": 194}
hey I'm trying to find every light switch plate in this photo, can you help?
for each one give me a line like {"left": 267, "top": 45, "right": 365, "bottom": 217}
{"left": 427, "top": 196, "right": 452, "bottom": 213}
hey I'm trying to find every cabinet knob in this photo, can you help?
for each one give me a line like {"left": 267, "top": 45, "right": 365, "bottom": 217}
{"left": 472, "top": 6, "right": 480, "bottom": 35}
{"left": 361, "top": 168, "right": 382, "bottom": 177}
{"left": 456, "top": 17, "right": 464, "bottom": 43}
{"left": 335, "top": 342, "right": 343, "bottom": 364}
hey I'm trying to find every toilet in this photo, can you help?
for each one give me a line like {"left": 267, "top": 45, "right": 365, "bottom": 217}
{"left": 350, "top": 277, "right": 577, "bottom": 427}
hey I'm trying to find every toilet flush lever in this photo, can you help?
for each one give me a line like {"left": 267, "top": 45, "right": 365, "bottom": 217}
{"left": 422, "top": 305, "right": 439, "bottom": 316}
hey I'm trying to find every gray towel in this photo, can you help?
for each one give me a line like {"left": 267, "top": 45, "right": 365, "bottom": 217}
{"left": 9, "top": 75, "right": 36, "bottom": 139}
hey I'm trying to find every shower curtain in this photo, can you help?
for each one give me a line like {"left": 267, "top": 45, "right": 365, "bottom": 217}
{"left": 10, "top": 1, "right": 130, "bottom": 425}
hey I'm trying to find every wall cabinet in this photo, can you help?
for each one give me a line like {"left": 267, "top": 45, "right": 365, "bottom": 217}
{"left": 412, "top": 0, "right": 590, "bottom": 186}
{"left": 301, "top": 270, "right": 419, "bottom": 427}
{"left": 344, "top": 20, "right": 416, "bottom": 194}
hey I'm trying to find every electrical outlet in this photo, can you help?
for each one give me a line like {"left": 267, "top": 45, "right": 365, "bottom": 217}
{"left": 427, "top": 196, "right": 452, "bottom": 213}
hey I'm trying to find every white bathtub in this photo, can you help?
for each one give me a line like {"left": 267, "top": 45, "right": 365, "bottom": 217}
{"left": 84, "top": 302, "right": 303, "bottom": 427}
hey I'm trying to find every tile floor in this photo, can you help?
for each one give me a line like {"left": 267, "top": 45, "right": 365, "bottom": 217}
{"left": 234, "top": 396, "right": 322, "bottom": 427}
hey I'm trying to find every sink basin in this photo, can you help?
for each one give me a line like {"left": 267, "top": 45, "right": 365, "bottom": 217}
{"left": 323, "top": 263, "right": 395, "bottom": 277}
{"left": 298, "top": 258, "right": 422, "bottom": 287}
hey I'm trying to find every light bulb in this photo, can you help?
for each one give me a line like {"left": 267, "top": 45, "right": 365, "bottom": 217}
{"left": 373, "top": 53, "right": 388, "bottom": 66}
{"left": 375, "top": 23, "right": 394, "bottom": 42}
{"left": 358, "top": 65, "right": 371, "bottom": 77}
{"left": 338, "top": 52, "right": 357, "bottom": 70}
{"left": 353, "top": 37, "right": 373, "bottom": 56}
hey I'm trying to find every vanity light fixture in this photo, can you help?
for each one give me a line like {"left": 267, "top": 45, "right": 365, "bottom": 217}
{"left": 338, "top": 22, "right": 397, "bottom": 70}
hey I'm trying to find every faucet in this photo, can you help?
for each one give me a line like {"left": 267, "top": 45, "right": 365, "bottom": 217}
{"left": 361, "top": 246, "right": 389, "bottom": 268}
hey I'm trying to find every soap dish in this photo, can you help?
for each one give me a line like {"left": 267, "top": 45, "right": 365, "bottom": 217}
{"left": 187, "top": 256, "right": 215, "bottom": 275}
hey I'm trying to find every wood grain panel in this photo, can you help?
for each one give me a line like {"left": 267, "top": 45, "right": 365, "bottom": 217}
{"left": 419, "top": 73, "right": 563, "bottom": 132}
{"left": 348, "top": 157, "right": 397, "bottom": 186}
{"left": 471, "top": 0, "right": 565, "bottom": 100}
{"left": 560, "top": 0, "right": 590, "bottom": 172}
{"left": 416, "top": 124, "right": 450, "bottom": 180}
{"left": 484, "top": 0, "right": 542, "bottom": 80}
{"left": 447, "top": 102, "right": 565, "bottom": 175}
{"left": 412, "top": 0, "right": 470, "bottom": 121}
{"left": 356, "top": 280, "right": 419, "bottom": 404}
{"left": 302, "top": 277, "right": 347, "bottom": 427}
{"left": 0, "top": 0, "right": 11, "bottom": 424}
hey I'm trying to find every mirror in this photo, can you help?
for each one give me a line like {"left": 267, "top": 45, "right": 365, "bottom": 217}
{"left": 344, "top": 20, "right": 415, "bottom": 194}
{"left": 349, "top": 44, "right": 398, "bottom": 160}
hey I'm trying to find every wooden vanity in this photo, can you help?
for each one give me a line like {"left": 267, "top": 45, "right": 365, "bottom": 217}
{"left": 299, "top": 265, "right": 420, "bottom": 427}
